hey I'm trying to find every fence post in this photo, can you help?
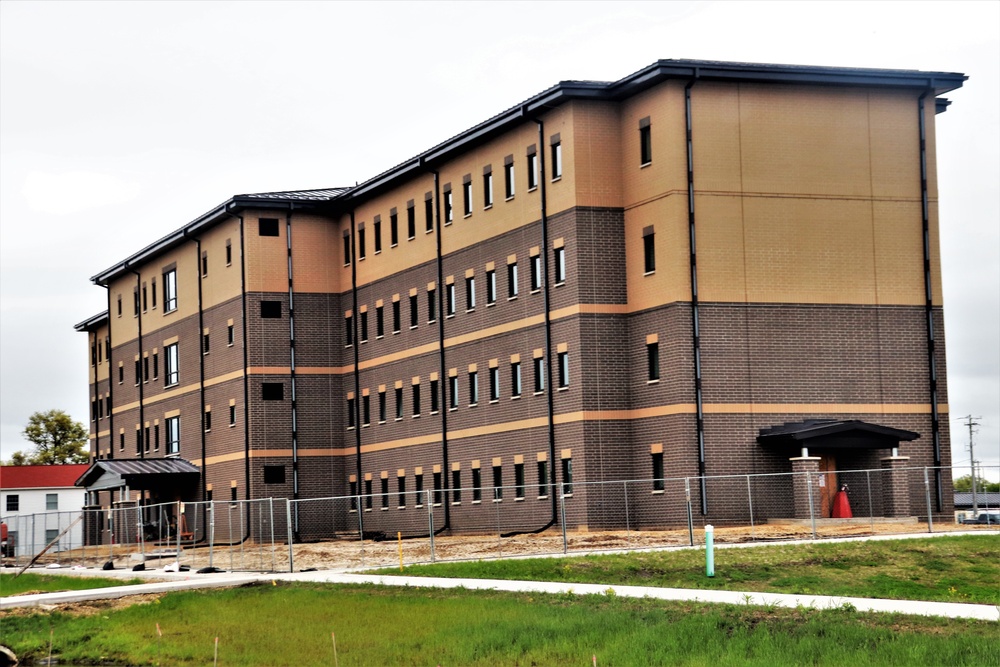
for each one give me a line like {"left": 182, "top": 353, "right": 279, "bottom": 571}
{"left": 623, "top": 481, "right": 631, "bottom": 546}
{"left": 176, "top": 501, "right": 182, "bottom": 565}
{"left": 285, "top": 500, "right": 294, "bottom": 572}
{"left": 427, "top": 489, "right": 435, "bottom": 563}
{"left": 806, "top": 474, "right": 817, "bottom": 540}
{"left": 866, "top": 470, "right": 874, "bottom": 534}
{"left": 746, "top": 475, "right": 755, "bottom": 541}
{"left": 356, "top": 496, "right": 365, "bottom": 568}
{"left": 685, "top": 478, "right": 694, "bottom": 547}
{"left": 269, "top": 497, "right": 277, "bottom": 572}
{"left": 924, "top": 467, "right": 934, "bottom": 533}
{"left": 560, "top": 493, "right": 568, "bottom": 554}
{"left": 137, "top": 506, "right": 145, "bottom": 565}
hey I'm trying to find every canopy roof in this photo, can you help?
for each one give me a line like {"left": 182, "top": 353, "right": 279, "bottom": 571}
{"left": 75, "top": 458, "right": 200, "bottom": 492}
{"left": 757, "top": 419, "right": 919, "bottom": 452}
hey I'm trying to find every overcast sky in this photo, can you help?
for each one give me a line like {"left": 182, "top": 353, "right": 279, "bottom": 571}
{"left": 1, "top": 1, "right": 997, "bottom": 478}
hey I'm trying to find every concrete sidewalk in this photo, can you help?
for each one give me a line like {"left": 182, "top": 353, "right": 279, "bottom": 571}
{"left": 3, "top": 568, "right": 998, "bottom": 621}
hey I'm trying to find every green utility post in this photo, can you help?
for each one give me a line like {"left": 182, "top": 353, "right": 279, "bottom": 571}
{"left": 705, "top": 524, "right": 715, "bottom": 577}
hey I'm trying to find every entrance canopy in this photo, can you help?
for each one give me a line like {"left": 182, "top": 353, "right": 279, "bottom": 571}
{"left": 75, "top": 458, "right": 200, "bottom": 492}
{"left": 757, "top": 419, "right": 919, "bottom": 453}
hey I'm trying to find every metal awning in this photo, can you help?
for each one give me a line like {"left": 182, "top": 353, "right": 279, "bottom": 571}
{"left": 75, "top": 458, "right": 201, "bottom": 491}
{"left": 757, "top": 419, "right": 919, "bottom": 452}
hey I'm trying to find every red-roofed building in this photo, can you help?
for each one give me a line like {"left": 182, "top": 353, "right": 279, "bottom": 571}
{"left": 1, "top": 464, "right": 90, "bottom": 557}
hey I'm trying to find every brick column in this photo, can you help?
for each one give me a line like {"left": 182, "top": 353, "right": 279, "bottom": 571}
{"left": 880, "top": 456, "right": 912, "bottom": 517}
{"left": 789, "top": 456, "right": 822, "bottom": 519}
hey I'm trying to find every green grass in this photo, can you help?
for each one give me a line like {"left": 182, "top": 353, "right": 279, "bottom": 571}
{"left": 1, "top": 572, "right": 145, "bottom": 596}
{"left": 3, "top": 582, "right": 998, "bottom": 666}
{"left": 390, "top": 534, "right": 1000, "bottom": 604}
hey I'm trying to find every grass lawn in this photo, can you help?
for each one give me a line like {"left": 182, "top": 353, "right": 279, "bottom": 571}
{"left": 1, "top": 572, "right": 146, "bottom": 597}
{"left": 2, "top": 582, "right": 998, "bottom": 666}
{"left": 390, "top": 534, "right": 1000, "bottom": 604}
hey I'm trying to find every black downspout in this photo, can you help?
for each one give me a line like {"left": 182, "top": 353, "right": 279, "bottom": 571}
{"left": 104, "top": 285, "right": 114, "bottom": 460}
{"left": 192, "top": 237, "right": 208, "bottom": 508}
{"left": 90, "top": 331, "right": 99, "bottom": 459}
{"left": 129, "top": 268, "right": 145, "bottom": 460}
{"left": 234, "top": 211, "right": 251, "bottom": 506}
{"left": 285, "top": 207, "right": 301, "bottom": 539}
{"left": 535, "top": 119, "right": 559, "bottom": 526}
{"left": 432, "top": 170, "right": 451, "bottom": 530}
{"left": 349, "top": 212, "right": 363, "bottom": 492}
{"left": 917, "top": 89, "right": 943, "bottom": 511}
{"left": 685, "top": 76, "right": 708, "bottom": 515}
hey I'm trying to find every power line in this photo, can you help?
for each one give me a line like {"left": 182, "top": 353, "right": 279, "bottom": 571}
{"left": 959, "top": 415, "right": 982, "bottom": 513}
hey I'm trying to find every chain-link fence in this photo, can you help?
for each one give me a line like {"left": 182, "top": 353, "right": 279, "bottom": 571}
{"left": 3, "top": 465, "right": 996, "bottom": 574}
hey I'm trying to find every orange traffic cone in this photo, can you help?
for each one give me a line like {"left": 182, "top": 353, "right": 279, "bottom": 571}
{"left": 832, "top": 484, "right": 852, "bottom": 518}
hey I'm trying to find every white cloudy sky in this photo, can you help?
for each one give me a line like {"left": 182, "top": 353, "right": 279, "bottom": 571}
{"left": 1, "top": 1, "right": 997, "bottom": 477}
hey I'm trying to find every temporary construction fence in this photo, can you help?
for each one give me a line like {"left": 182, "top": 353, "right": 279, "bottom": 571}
{"left": 2, "top": 465, "right": 996, "bottom": 574}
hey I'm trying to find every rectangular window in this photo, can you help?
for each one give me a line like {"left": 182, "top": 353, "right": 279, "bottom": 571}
{"left": 537, "top": 460, "right": 548, "bottom": 496}
{"left": 425, "top": 197, "right": 434, "bottom": 233}
{"left": 443, "top": 189, "right": 453, "bottom": 224}
{"left": 472, "top": 467, "right": 482, "bottom": 502}
{"left": 483, "top": 170, "right": 493, "bottom": 207}
{"left": 364, "top": 479, "right": 372, "bottom": 510}
{"left": 489, "top": 367, "right": 500, "bottom": 401}
{"left": 397, "top": 476, "right": 406, "bottom": 507}
{"left": 166, "top": 416, "right": 180, "bottom": 455}
{"left": 395, "top": 387, "right": 403, "bottom": 419}
{"left": 530, "top": 255, "right": 541, "bottom": 291}
{"left": 165, "top": 343, "right": 179, "bottom": 387}
{"left": 262, "top": 383, "right": 284, "bottom": 400}
{"left": 486, "top": 270, "right": 496, "bottom": 305}
{"left": 229, "top": 404, "right": 236, "bottom": 426}
{"left": 374, "top": 217, "right": 382, "bottom": 253}
{"left": 349, "top": 480, "right": 357, "bottom": 510}
{"left": 119, "top": 364, "right": 124, "bottom": 384}
{"left": 562, "top": 457, "right": 573, "bottom": 496}
{"left": 446, "top": 283, "right": 456, "bottom": 317}
{"left": 358, "top": 226, "right": 366, "bottom": 260}
{"left": 201, "top": 253, "right": 208, "bottom": 278}
{"left": 409, "top": 294, "right": 419, "bottom": 328}
{"left": 554, "top": 247, "right": 566, "bottom": 284}
{"left": 557, "top": 352, "right": 569, "bottom": 389}
{"left": 511, "top": 362, "right": 522, "bottom": 397}
{"left": 390, "top": 210, "right": 399, "bottom": 246}
{"left": 527, "top": 151, "right": 538, "bottom": 190}
{"left": 493, "top": 465, "right": 503, "bottom": 501}
{"left": 415, "top": 472, "right": 424, "bottom": 504}
{"left": 412, "top": 383, "right": 421, "bottom": 416}
{"left": 136, "top": 426, "right": 142, "bottom": 454}
{"left": 504, "top": 157, "right": 515, "bottom": 198}
{"left": 392, "top": 300, "right": 401, "bottom": 333}
{"left": 452, "top": 469, "right": 461, "bottom": 503}
{"left": 46, "top": 493, "right": 58, "bottom": 511}
{"left": 376, "top": 305, "right": 385, "bottom": 337}
{"left": 226, "top": 241, "right": 232, "bottom": 266}
{"left": 407, "top": 203, "right": 417, "bottom": 239}
{"left": 652, "top": 452, "right": 665, "bottom": 491}
{"left": 154, "top": 424, "right": 160, "bottom": 450}
{"left": 362, "top": 394, "right": 370, "bottom": 426}
{"left": 261, "top": 301, "right": 282, "bottom": 318}
{"left": 640, "top": 117, "right": 652, "bottom": 165}
{"left": 343, "top": 233, "right": 351, "bottom": 265}
{"left": 462, "top": 178, "right": 473, "bottom": 216}
{"left": 134, "top": 358, "right": 140, "bottom": 385}
{"left": 427, "top": 289, "right": 436, "bottom": 322}
{"left": 133, "top": 288, "right": 139, "bottom": 316}
{"left": 151, "top": 279, "right": 156, "bottom": 308}
{"left": 430, "top": 379, "right": 439, "bottom": 413}
{"left": 202, "top": 332, "right": 210, "bottom": 354}
{"left": 345, "top": 314, "right": 354, "bottom": 346}
{"left": 468, "top": 371, "right": 478, "bottom": 405}
{"left": 117, "top": 294, "right": 122, "bottom": 317}
{"left": 647, "top": 342, "right": 660, "bottom": 381}
{"left": 142, "top": 284, "right": 148, "bottom": 312}
{"left": 259, "top": 218, "right": 280, "bottom": 236}
{"left": 643, "top": 227, "right": 656, "bottom": 273}
{"left": 533, "top": 356, "right": 545, "bottom": 393}
{"left": 515, "top": 463, "right": 525, "bottom": 499}
{"left": 347, "top": 397, "right": 356, "bottom": 428}
{"left": 204, "top": 408, "right": 212, "bottom": 431}
{"left": 465, "top": 276, "right": 475, "bottom": 310}
{"left": 381, "top": 477, "right": 389, "bottom": 509}
{"left": 119, "top": 432, "right": 124, "bottom": 450}
{"left": 378, "top": 390, "right": 386, "bottom": 423}
{"left": 508, "top": 262, "right": 518, "bottom": 298}
{"left": 163, "top": 269, "right": 177, "bottom": 312}
{"left": 143, "top": 356, "right": 149, "bottom": 382}
{"left": 360, "top": 310, "right": 368, "bottom": 343}
{"left": 45, "top": 528, "right": 59, "bottom": 545}
{"left": 551, "top": 138, "right": 562, "bottom": 180}
{"left": 433, "top": 471, "right": 442, "bottom": 505}
{"left": 449, "top": 375, "right": 459, "bottom": 410}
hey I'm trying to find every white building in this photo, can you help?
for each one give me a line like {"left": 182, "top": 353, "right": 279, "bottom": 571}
{"left": 1, "top": 464, "right": 90, "bottom": 557}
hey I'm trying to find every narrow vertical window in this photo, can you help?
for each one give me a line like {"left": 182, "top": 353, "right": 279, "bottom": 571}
{"left": 202, "top": 332, "right": 210, "bottom": 354}
{"left": 201, "top": 252, "right": 209, "bottom": 277}
{"left": 533, "top": 356, "right": 545, "bottom": 393}
{"left": 430, "top": 378, "right": 439, "bottom": 413}
{"left": 362, "top": 394, "right": 370, "bottom": 426}
{"left": 358, "top": 225, "right": 366, "bottom": 260}
{"left": 482, "top": 167, "right": 493, "bottom": 208}
{"left": 424, "top": 196, "right": 434, "bottom": 233}
{"left": 204, "top": 408, "right": 212, "bottom": 431}
{"left": 462, "top": 175, "right": 473, "bottom": 216}
{"left": 643, "top": 226, "right": 656, "bottom": 273}
{"left": 154, "top": 424, "right": 160, "bottom": 450}
{"left": 427, "top": 288, "right": 436, "bottom": 322}
{"left": 449, "top": 375, "right": 459, "bottom": 410}
{"left": 390, "top": 209, "right": 399, "bottom": 246}
{"left": 550, "top": 135, "right": 562, "bottom": 180}
{"left": 433, "top": 471, "right": 442, "bottom": 505}
{"left": 165, "top": 343, "right": 179, "bottom": 387}
{"left": 508, "top": 262, "right": 519, "bottom": 298}
{"left": 343, "top": 232, "right": 351, "bottom": 265}
{"left": 117, "top": 294, "right": 122, "bottom": 317}
{"left": 378, "top": 389, "right": 386, "bottom": 423}
{"left": 515, "top": 463, "right": 525, "bottom": 499}
{"left": 134, "top": 288, "right": 139, "bottom": 316}
{"left": 345, "top": 314, "right": 353, "bottom": 346}
{"left": 409, "top": 294, "right": 418, "bottom": 328}
{"left": 557, "top": 351, "right": 569, "bottom": 389}
{"left": 166, "top": 416, "right": 180, "bottom": 455}
{"left": 647, "top": 342, "right": 660, "bottom": 381}
{"left": 412, "top": 383, "right": 421, "bottom": 416}
{"left": 639, "top": 117, "right": 652, "bottom": 165}
{"left": 472, "top": 467, "right": 482, "bottom": 502}
{"left": 407, "top": 202, "right": 416, "bottom": 239}
{"left": 465, "top": 276, "right": 476, "bottom": 310}
{"left": 229, "top": 404, "right": 236, "bottom": 426}
{"left": 347, "top": 397, "right": 356, "bottom": 428}
{"left": 395, "top": 386, "right": 403, "bottom": 419}
{"left": 446, "top": 283, "right": 456, "bottom": 317}
{"left": 561, "top": 457, "right": 573, "bottom": 496}
{"left": 415, "top": 473, "right": 424, "bottom": 503}
{"left": 504, "top": 155, "right": 515, "bottom": 198}
{"left": 228, "top": 324, "right": 235, "bottom": 346}
{"left": 392, "top": 300, "right": 401, "bottom": 333}
{"left": 373, "top": 215, "right": 382, "bottom": 253}
{"left": 397, "top": 475, "right": 406, "bottom": 507}
{"left": 489, "top": 366, "right": 500, "bottom": 402}
{"left": 511, "top": 361, "right": 522, "bottom": 397}
{"left": 226, "top": 240, "right": 232, "bottom": 266}
{"left": 376, "top": 305, "right": 384, "bottom": 337}
{"left": 537, "top": 460, "right": 548, "bottom": 496}
{"left": 468, "top": 371, "right": 478, "bottom": 405}
{"left": 493, "top": 464, "right": 503, "bottom": 501}
{"left": 553, "top": 246, "right": 566, "bottom": 284}
{"left": 486, "top": 269, "right": 496, "bottom": 304}
{"left": 652, "top": 451, "right": 665, "bottom": 491}
{"left": 452, "top": 469, "right": 461, "bottom": 503}
{"left": 349, "top": 480, "right": 358, "bottom": 510}
{"left": 142, "top": 284, "right": 148, "bottom": 311}
{"left": 530, "top": 255, "right": 541, "bottom": 291}
{"left": 443, "top": 187, "right": 453, "bottom": 223}
{"left": 151, "top": 278, "right": 156, "bottom": 308}
{"left": 381, "top": 477, "right": 389, "bottom": 509}
{"left": 527, "top": 146, "right": 538, "bottom": 190}
{"left": 364, "top": 479, "right": 372, "bottom": 510}
{"left": 360, "top": 310, "right": 368, "bottom": 343}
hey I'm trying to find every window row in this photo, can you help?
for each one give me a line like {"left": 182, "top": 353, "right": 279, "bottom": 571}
{"left": 118, "top": 403, "right": 238, "bottom": 455}
{"left": 345, "top": 454, "right": 574, "bottom": 511}
{"left": 344, "top": 136, "right": 563, "bottom": 265}
{"left": 346, "top": 350, "right": 570, "bottom": 428}
{"left": 345, "top": 246, "right": 567, "bottom": 346}
{"left": 114, "top": 324, "right": 236, "bottom": 389}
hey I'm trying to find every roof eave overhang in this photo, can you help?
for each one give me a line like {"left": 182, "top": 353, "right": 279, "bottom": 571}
{"left": 74, "top": 310, "right": 110, "bottom": 332}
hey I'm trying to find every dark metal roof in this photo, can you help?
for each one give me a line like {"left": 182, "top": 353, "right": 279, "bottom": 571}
{"left": 74, "top": 310, "right": 109, "bottom": 332}
{"left": 240, "top": 187, "right": 351, "bottom": 201}
{"left": 757, "top": 419, "right": 920, "bottom": 450}
{"left": 76, "top": 458, "right": 200, "bottom": 490}
{"left": 954, "top": 492, "right": 1000, "bottom": 508}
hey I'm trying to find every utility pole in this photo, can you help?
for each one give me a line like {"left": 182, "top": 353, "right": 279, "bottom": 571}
{"left": 961, "top": 415, "right": 981, "bottom": 514}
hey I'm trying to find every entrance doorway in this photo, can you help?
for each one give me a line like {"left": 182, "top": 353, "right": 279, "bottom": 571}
{"left": 817, "top": 455, "right": 837, "bottom": 518}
